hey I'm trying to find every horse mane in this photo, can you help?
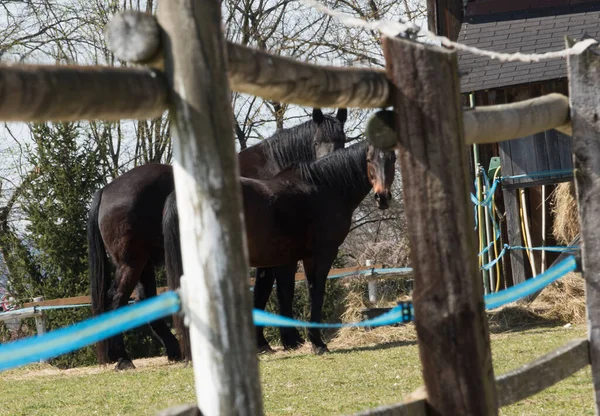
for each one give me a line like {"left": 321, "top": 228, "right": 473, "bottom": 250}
{"left": 292, "top": 141, "right": 370, "bottom": 195}
{"left": 262, "top": 114, "right": 343, "bottom": 170}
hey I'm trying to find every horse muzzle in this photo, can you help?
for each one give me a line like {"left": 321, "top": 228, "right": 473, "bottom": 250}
{"left": 374, "top": 191, "right": 391, "bottom": 210}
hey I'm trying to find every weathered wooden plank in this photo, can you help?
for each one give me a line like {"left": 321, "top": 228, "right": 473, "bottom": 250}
{"left": 427, "top": 0, "right": 463, "bottom": 40}
{"left": 501, "top": 188, "right": 527, "bottom": 285}
{"left": 383, "top": 36, "right": 497, "bottom": 415}
{"left": 0, "top": 64, "right": 167, "bottom": 122}
{"left": 397, "top": 339, "right": 589, "bottom": 410}
{"left": 157, "top": 0, "right": 263, "bottom": 414}
{"left": 157, "top": 404, "right": 203, "bottom": 416}
{"left": 496, "top": 338, "right": 590, "bottom": 407}
{"left": 106, "top": 10, "right": 391, "bottom": 109}
{"left": 0, "top": 307, "right": 40, "bottom": 322}
{"left": 567, "top": 39, "right": 600, "bottom": 414}
{"left": 463, "top": 93, "right": 572, "bottom": 144}
{"left": 23, "top": 295, "right": 92, "bottom": 308}
{"left": 351, "top": 398, "right": 427, "bottom": 416}
{"left": 368, "top": 94, "right": 572, "bottom": 151}
{"left": 22, "top": 265, "right": 388, "bottom": 307}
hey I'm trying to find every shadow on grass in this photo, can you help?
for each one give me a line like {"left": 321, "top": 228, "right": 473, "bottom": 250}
{"left": 487, "top": 306, "right": 564, "bottom": 334}
{"left": 330, "top": 339, "right": 418, "bottom": 355}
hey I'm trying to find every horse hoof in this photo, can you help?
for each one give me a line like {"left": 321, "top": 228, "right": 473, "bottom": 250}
{"left": 282, "top": 337, "right": 305, "bottom": 351}
{"left": 257, "top": 344, "right": 275, "bottom": 355}
{"left": 312, "top": 345, "right": 330, "bottom": 355}
{"left": 167, "top": 352, "right": 183, "bottom": 362}
{"left": 114, "top": 358, "right": 136, "bottom": 371}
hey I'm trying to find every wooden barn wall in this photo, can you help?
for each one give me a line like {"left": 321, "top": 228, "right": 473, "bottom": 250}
{"left": 464, "top": 79, "right": 571, "bottom": 287}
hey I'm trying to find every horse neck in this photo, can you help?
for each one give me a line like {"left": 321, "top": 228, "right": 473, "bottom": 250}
{"left": 305, "top": 141, "right": 372, "bottom": 208}
{"left": 261, "top": 122, "right": 316, "bottom": 173}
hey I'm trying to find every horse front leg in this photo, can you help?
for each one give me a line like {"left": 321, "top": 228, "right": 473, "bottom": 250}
{"left": 303, "top": 252, "right": 336, "bottom": 355}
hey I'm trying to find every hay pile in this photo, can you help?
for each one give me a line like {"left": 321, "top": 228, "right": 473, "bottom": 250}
{"left": 487, "top": 271, "right": 586, "bottom": 332}
{"left": 331, "top": 270, "right": 586, "bottom": 346}
{"left": 551, "top": 182, "right": 580, "bottom": 245}
{"left": 329, "top": 281, "right": 417, "bottom": 349}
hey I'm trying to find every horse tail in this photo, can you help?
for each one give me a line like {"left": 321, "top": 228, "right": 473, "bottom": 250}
{"left": 88, "top": 188, "right": 110, "bottom": 365}
{"left": 163, "top": 191, "right": 191, "bottom": 360}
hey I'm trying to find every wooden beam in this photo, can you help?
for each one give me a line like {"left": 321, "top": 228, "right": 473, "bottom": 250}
{"left": 388, "top": 339, "right": 589, "bottom": 412}
{"left": 427, "top": 0, "right": 463, "bottom": 41}
{"left": 22, "top": 265, "right": 387, "bottom": 307}
{"left": 352, "top": 398, "right": 427, "bottom": 416}
{"left": 496, "top": 338, "right": 590, "bottom": 407}
{"left": 106, "top": 10, "right": 390, "bottom": 109}
{"left": 463, "top": 94, "right": 572, "bottom": 144}
{"left": 0, "top": 64, "right": 167, "bottom": 122}
{"left": 157, "top": 0, "right": 263, "bottom": 414}
{"left": 0, "top": 307, "right": 40, "bottom": 322}
{"left": 502, "top": 188, "right": 528, "bottom": 286}
{"left": 567, "top": 38, "right": 600, "bottom": 414}
{"left": 368, "top": 95, "right": 573, "bottom": 151}
{"left": 23, "top": 295, "right": 92, "bottom": 308}
{"left": 383, "top": 36, "right": 498, "bottom": 415}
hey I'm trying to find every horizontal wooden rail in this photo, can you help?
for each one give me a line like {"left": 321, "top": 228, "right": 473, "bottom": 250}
{"left": 463, "top": 93, "right": 572, "bottom": 144}
{"left": 496, "top": 338, "right": 590, "bottom": 407}
{"left": 361, "top": 338, "right": 590, "bottom": 415}
{"left": 0, "top": 307, "right": 41, "bottom": 322}
{"left": 367, "top": 94, "right": 572, "bottom": 150}
{"left": 352, "top": 397, "right": 427, "bottom": 416}
{"left": 21, "top": 264, "right": 386, "bottom": 308}
{"left": 0, "top": 64, "right": 167, "bottom": 122}
{"left": 106, "top": 11, "right": 391, "bottom": 109}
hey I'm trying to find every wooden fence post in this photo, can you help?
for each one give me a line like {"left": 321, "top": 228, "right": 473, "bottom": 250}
{"left": 157, "top": 0, "right": 263, "bottom": 415}
{"left": 366, "top": 259, "right": 378, "bottom": 303}
{"left": 567, "top": 39, "right": 600, "bottom": 413}
{"left": 32, "top": 296, "right": 47, "bottom": 364}
{"left": 383, "top": 36, "right": 497, "bottom": 415}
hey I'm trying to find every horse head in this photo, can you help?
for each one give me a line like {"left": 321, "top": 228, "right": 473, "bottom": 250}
{"left": 366, "top": 144, "right": 396, "bottom": 210}
{"left": 311, "top": 108, "right": 347, "bottom": 159}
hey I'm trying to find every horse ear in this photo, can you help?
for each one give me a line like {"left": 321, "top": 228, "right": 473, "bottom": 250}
{"left": 312, "top": 108, "right": 324, "bottom": 124}
{"left": 336, "top": 108, "right": 347, "bottom": 123}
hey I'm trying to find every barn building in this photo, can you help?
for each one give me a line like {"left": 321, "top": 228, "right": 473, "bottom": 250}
{"left": 428, "top": 0, "right": 600, "bottom": 287}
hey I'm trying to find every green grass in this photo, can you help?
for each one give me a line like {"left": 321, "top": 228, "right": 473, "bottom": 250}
{"left": 0, "top": 324, "right": 593, "bottom": 415}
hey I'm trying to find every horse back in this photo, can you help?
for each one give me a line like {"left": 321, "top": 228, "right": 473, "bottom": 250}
{"left": 98, "top": 164, "right": 175, "bottom": 264}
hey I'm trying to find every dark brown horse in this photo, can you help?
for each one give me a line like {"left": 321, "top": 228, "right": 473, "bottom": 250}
{"left": 164, "top": 141, "right": 396, "bottom": 355}
{"left": 88, "top": 109, "right": 347, "bottom": 370}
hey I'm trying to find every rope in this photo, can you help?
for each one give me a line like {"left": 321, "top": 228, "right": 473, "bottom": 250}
{"left": 296, "top": 0, "right": 598, "bottom": 62}
{"left": 484, "top": 256, "right": 577, "bottom": 309}
{"left": 0, "top": 257, "right": 576, "bottom": 372}
{"left": 255, "top": 255, "right": 578, "bottom": 326}
{"left": 253, "top": 301, "right": 414, "bottom": 328}
{"left": 480, "top": 244, "right": 578, "bottom": 271}
{"left": 0, "top": 291, "right": 180, "bottom": 372}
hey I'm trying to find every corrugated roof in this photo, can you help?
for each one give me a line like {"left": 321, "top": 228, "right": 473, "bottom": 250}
{"left": 457, "top": 3, "right": 600, "bottom": 93}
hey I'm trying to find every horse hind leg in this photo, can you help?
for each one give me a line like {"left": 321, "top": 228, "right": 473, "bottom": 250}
{"left": 107, "top": 263, "right": 141, "bottom": 370}
{"left": 138, "top": 262, "right": 182, "bottom": 363}
{"left": 253, "top": 267, "right": 276, "bottom": 353}
{"left": 274, "top": 263, "right": 305, "bottom": 350}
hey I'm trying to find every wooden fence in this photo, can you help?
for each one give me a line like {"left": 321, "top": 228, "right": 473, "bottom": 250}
{"left": 17, "top": 264, "right": 386, "bottom": 308}
{"left": 0, "top": 1, "right": 598, "bottom": 414}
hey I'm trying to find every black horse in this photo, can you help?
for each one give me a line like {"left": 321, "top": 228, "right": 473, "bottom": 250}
{"left": 88, "top": 109, "right": 347, "bottom": 370}
{"left": 164, "top": 141, "right": 396, "bottom": 355}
